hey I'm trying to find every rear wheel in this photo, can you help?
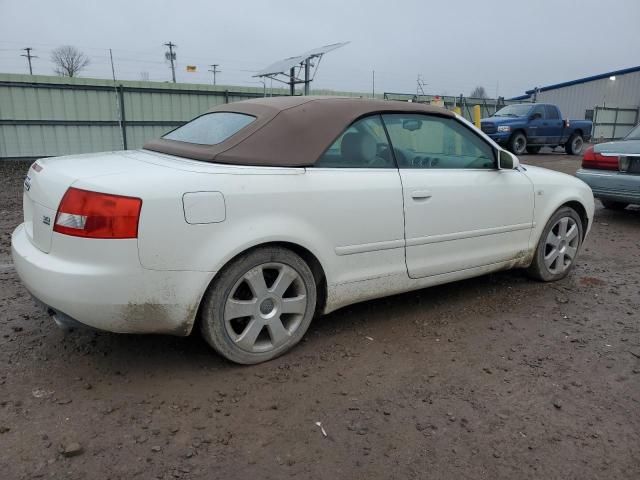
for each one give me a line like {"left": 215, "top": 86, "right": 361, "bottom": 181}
{"left": 200, "top": 247, "right": 317, "bottom": 364}
{"left": 527, "top": 207, "right": 583, "bottom": 282}
{"left": 526, "top": 146, "right": 541, "bottom": 154}
{"left": 565, "top": 134, "right": 584, "bottom": 155}
{"left": 509, "top": 132, "right": 527, "bottom": 155}
{"left": 601, "top": 200, "right": 628, "bottom": 211}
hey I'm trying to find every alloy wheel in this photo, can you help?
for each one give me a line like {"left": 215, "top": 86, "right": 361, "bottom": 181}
{"left": 543, "top": 217, "right": 579, "bottom": 274}
{"left": 223, "top": 262, "right": 307, "bottom": 353}
{"left": 571, "top": 136, "right": 583, "bottom": 155}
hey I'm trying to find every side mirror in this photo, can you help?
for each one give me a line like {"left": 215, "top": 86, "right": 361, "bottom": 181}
{"left": 499, "top": 149, "right": 520, "bottom": 170}
{"left": 530, "top": 113, "right": 541, "bottom": 121}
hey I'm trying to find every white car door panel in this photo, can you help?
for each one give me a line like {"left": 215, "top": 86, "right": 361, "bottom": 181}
{"left": 382, "top": 113, "right": 534, "bottom": 279}
{"left": 401, "top": 169, "right": 533, "bottom": 278}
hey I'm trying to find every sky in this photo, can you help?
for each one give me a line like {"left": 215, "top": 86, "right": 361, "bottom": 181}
{"left": 0, "top": 0, "right": 639, "bottom": 98}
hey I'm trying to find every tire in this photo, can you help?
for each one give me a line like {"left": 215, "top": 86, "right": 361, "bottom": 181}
{"left": 200, "top": 247, "right": 317, "bottom": 364}
{"left": 565, "top": 134, "right": 584, "bottom": 155}
{"left": 601, "top": 200, "right": 628, "bottom": 211}
{"left": 508, "top": 132, "right": 527, "bottom": 155}
{"left": 527, "top": 207, "right": 584, "bottom": 282}
{"left": 526, "top": 146, "right": 541, "bottom": 154}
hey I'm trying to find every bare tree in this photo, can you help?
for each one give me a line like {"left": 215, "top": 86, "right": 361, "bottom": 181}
{"left": 51, "top": 45, "right": 90, "bottom": 77}
{"left": 469, "top": 86, "right": 487, "bottom": 99}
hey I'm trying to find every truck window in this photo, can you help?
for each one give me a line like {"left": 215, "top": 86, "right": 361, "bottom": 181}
{"left": 530, "top": 105, "right": 545, "bottom": 120}
{"left": 544, "top": 105, "right": 560, "bottom": 119}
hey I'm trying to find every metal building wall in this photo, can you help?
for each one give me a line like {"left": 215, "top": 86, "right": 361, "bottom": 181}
{"left": 0, "top": 73, "right": 387, "bottom": 159}
{"left": 535, "top": 70, "right": 640, "bottom": 119}
{"left": 0, "top": 73, "right": 289, "bottom": 159}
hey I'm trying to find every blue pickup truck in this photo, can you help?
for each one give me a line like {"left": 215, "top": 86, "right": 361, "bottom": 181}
{"left": 480, "top": 103, "right": 592, "bottom": 156}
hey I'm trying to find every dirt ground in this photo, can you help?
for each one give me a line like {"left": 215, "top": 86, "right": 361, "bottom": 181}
{"left": 1, "top": 150, "right": 639, "bottom": 480}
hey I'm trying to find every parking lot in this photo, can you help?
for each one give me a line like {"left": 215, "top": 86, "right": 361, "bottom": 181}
{"left": 1, "top": 151, "right": 639, "bottom": 479}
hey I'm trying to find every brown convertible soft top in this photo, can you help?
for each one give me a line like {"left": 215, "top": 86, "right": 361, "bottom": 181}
{"left": 143, "top": 96, "right": 456, "bottom": 167}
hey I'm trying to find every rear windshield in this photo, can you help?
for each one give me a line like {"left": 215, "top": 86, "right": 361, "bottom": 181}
{"left": 163, "top": 112, "right": 255, "bottom": 145}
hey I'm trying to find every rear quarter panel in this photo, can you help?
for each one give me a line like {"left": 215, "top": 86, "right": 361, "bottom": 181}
{"left": 72, "top": 163, "right": 406, "bottom": 288}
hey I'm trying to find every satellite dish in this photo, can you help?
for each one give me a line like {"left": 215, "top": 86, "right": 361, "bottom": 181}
{"left": 254, "top": 42, "right": 349, "bottom": 95}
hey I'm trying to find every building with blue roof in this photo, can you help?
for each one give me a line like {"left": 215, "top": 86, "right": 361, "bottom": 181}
{"left": 510, "top": 65, "right": 640, "bottom": 121}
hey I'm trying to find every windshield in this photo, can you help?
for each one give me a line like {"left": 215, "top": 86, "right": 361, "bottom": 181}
{"left": 493, "top": 104, "right": 532, "bottom": 118}
{"left": 625, "top": 123, "right": 640, "bottom": 140}
{"left": 163, "top": 112, "right": 255, "bottom": 145}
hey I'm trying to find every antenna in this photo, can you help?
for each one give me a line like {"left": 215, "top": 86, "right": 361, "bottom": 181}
{"left": 254, "top": 42, "right": 349, "bottom": 96}
{"left": 416, "top": 74, "right": 427, "bottom": 100}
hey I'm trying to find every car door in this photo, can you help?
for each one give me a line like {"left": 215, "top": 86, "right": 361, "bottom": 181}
{"left": 382, "top": 113, "right": 534, "bottom": 279}
{"left": 527, "top": 105, "right": 547, "bottom": 144}
{"left": 307, "top": 114, "right": 406, "bottom": 284}
{"left": 544, "top": 104, "right": 564, "bottom": 145}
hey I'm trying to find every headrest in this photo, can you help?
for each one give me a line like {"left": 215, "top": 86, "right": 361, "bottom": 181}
{"left": 341, "top": 131, "right": 377, "bottom": 164}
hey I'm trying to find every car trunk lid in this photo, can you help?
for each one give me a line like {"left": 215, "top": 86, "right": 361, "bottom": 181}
{"left": 22, "top": 152, "right": 154, "bottom": 253}
{"left": 594, "top": 139, "right": 640, "bottom": 173}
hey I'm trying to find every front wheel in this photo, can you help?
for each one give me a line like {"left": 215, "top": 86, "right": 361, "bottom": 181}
{"left": 200, "top": 247, "right": 317, "bottom": 364}
{"left": 565, "top": 134, "right": 584, "bottom": 155}
{"left": 509, "top": 132, "right": 527, "bottom": 155}
{"left": 527, "top": 207, "right": 583, "bottom": 282}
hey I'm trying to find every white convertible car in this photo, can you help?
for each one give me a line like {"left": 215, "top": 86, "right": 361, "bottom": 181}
{"left": 12, "top": 97, "right": 594, "bottom": 364}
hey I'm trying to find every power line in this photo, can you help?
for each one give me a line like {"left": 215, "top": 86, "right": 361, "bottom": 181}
{"left": 163, "top": 42, "right": 177, "bottom": 83}
{"left": 208, "top": 64, "right": 221, "bottom": 85}
{"left": 20, "top": 47, "right": 37, "bottom": 75}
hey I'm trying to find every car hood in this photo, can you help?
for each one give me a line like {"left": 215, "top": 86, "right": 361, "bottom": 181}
{"left": 594, "top": 139, "right": 640, "bottom": 156}
{"left": 521, "top": 164, "right": 590, "bottom": 190}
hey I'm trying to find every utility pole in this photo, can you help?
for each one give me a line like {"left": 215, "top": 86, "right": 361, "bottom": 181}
{"left": 164, "top": 42, "right": 177, "bottom": 83}
{"left": 372, "top": 70, "right": 375, "bottom": 98}
{"left": 303, "top": 58, "right": 310, "bottom": 96}
{"left": 21, "top": 47, "right": 37, "bottom": 75}
{"left": 208, "top": 64, "right": 221, "bottom": 86}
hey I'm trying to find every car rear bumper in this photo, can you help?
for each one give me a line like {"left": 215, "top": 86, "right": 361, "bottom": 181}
{"left": 11, "top": 224, "right": 213, "bottom": 336}
{"left": 575, "top": 169, "right": 640, "bottom": 205}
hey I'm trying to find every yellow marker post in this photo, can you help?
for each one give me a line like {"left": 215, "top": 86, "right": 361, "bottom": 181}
{"left": 473, "top": 105, "right": 481, "bottom": 128}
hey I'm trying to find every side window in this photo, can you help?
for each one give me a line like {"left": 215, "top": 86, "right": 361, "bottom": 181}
{"left": 530, "top": 105, "right": 545, "bottom": 120}
{"left": 315, "top": 115, "right": 393, "bottom": 168}
{"left": 545, "top": 105, "right": 560, "bottom": 119}
{"left": 382, "top": 114, "right": 496, "bottom": 169}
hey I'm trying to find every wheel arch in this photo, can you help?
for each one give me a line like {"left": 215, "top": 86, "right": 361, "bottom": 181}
{"left": 560, "top": 200, "right": 589, "bottom": 239}
{"left": 191, "top": 240, "right": 328, "bottom": 335}
{"left": 510, "top": 128, "right": 527, "bottom": 139}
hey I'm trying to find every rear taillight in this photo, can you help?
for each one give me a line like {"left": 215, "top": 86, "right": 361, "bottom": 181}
{"left": 53, "top": 188, "right": 142, "bottom": 239}
{"left": 582, "top": 145, "right": 619, "bottom": 171}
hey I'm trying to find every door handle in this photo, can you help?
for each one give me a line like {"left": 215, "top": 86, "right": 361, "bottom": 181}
{"left": 411, "top": 190, "right": 432, "bottom": 200}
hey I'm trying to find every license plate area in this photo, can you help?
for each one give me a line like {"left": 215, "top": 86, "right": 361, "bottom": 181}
{"left": 23, "top": 192, "right": 55, "bottom": 253}
{"left": 626, "top": 157, "right": 640, "bottom": 174}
